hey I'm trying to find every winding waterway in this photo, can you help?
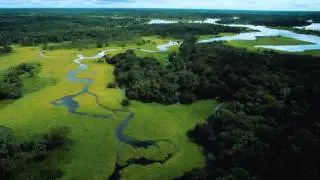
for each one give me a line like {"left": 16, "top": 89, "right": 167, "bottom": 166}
{"left": 51, "top": 51, "right": 178, "bottom": 180}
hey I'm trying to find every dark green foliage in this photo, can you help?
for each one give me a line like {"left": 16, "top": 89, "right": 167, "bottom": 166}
{"left": 40, "top": 168, "right": 64, "bottom": 180}
{"left": 103, "top": 55, "right": 111, "bottom": 64}
{"left": 173, "top": 42, "right": 320, "bottom": 179}
{"left": 0, "top": 126, "right": 16, "bottom": 179}
{"left": 130, "top": 24, "right": 242, "bottom": 39}
{"left": 250, "top": 18, "right": 310, "bottom": 26}
{"left": 107, "top": 82, "right": 117, "bottom": 89}
{"left": 0, "top": 14, "right": 244, "bottom": 48}
{"left": 0, "top": 63, "right": 38, "bottom": 100}
{"left": 0, "top": 15, "right": 139, "bottom": 46}
{"left": 0, "top": 44, "right": 13, "bottom": 55}
{"left": 44, "top": 126, "right": 71, "bottom": 150}
{"left": 1, "top": 9, "right": 320, "bottom": 47}
{"left": 109, "top": 35, "right": 320, "bottom": 180}
{"left": 121, "top": 99, "right": 131, "bottom": 106}
{"left": 110, "top": 50, "right": 180, "bottom": 104}
{"left": 96, "top": 40, "right": 104, "bottom": 48}
{"left": 220, "top": 15, "right": 310, "bottom": 27}
{"left": 0, "top": 126, "right": 70, "bottom": 180}
{"left": 41, "top": 43, "right": 48, "bottom": 50}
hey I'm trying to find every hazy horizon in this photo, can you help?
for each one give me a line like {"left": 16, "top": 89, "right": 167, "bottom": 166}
{"left": 1, "top": 0, "right": 320, "bottom": 11}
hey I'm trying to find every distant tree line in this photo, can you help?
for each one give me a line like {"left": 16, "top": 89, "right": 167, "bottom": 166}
{"left": 1, "top": 9, "right": 320, "bottom": 23}
{"left": 0, "top": 15, "right": 243, "bottom": 47}
{"left": 2, "top": 13, "right": 318, "bottom": 48}
{"left": 0, "top": 126, "right": 71, "bottom": 180}
{"left": 130, "top": 23, "right": 242, "bottom": 39}
{"left": 291, "top": 27, "right": 320, "bottom": 37}
{"left": 219, "top": 15, "right": 312, "bottom": 27}
{"left": 250, "top": 18, "right": 310, "bottom": 27}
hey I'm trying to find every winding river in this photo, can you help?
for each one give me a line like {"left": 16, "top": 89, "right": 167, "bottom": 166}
{"left": 51, "top": 52, "right": 178, "bottom": 180}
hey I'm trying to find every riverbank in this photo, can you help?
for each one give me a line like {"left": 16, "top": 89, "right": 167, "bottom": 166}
{"left": 0, "top": 46, "right": 215, "bottom": 180}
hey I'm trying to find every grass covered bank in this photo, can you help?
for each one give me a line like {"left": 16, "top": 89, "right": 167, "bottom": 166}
{"left": 0, "top": 46, "right": 215, "bottom": 180}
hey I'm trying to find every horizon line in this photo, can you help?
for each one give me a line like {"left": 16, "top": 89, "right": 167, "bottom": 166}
{"left": 0, "top": 7, "right": 319, "bottom": 12}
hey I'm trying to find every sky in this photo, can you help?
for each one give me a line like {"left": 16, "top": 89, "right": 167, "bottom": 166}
{"left": 0, "top": 0, "right": 320, "bottom": 11}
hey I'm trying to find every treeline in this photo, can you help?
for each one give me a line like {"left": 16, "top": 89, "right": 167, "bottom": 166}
{"left": 1, "top": 11, "right": 320, "bottom": 47}
{"left": 250, "top": 18, "right": 310, "bottom": 27}
{"left": 1, "top": 9, "right": 320, "bottom": 21}
{"left": 219, "top": 15, "right": 314, "bottom": 27}
{"left": 0, "top": 126, "right": 71, "bottom": 180}
{"left": 0, "top": 15, "right": 139, "bottom": 46}
{"left": 0, "top": 15, "right": 243, "bottom": 47}
{"left": 130, "top": 24, "right": 242, "bottom": 39}
{"left": 0, "top": 63, "right": 38, "bottom": 100}
{"left": 292, "top": 27, "right": 320, "bottom": 37}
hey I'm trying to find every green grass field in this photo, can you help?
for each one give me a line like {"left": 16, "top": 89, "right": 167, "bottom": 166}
{"left": 0, "top": 43, "right": 214, "bottom": 180}
{"left": 226, "top": 36, "right": 312, "bottom": 49}
{"left": 223, "top": 36, "right": 320, "bottom": 56}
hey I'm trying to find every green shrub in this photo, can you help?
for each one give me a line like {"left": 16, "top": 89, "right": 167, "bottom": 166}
{"left": 121, "top": 99, "right": 130, "bottom": 106}
{"left": 107, "top": 82, "right": 117, "bottom": 89}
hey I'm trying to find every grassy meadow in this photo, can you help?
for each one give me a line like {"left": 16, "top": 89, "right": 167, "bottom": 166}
{"left": 226, "top": 36, "right": 311, "bottom": 49}
{"left": 0, "top": 40, "right": 214, "bottom": 180}
{"left": 222, "top": 36, "right": 320, "bottom": 56}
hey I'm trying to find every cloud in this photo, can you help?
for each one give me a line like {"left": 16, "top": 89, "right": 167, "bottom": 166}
{"left": 1, "top": 0, "right": 320, "bottom": 11}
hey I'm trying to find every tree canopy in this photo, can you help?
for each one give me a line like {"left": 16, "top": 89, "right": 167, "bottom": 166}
{"left": 108, "top": 37, "right": 320, "bottom": 180}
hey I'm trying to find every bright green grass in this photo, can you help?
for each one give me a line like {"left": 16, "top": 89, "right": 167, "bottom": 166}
{"left": 120, "top": 36, "right": 180, "bottom": 64}
{"left": 134, "top": 47, "right": 177, "bottom": 64}
{"left": 21, "top": 64, "right": 57, "bottom": 94}
{"left": 224, "top": 36, "right": 320, "bottom": 56}
{"left": 0, "top": 46, "right": 215, "bottom": 180}
{"left": 119, "top": 100, "right": 215, "bottom": 180}
{"left": 226, "top": 36, "right": 312, "bottom": 51}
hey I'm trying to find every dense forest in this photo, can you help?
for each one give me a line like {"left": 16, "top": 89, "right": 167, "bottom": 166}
{"left": 0, "top": 15, "right": 241, "bottom": 47}
{"left": 109, "top": 39, "right": 320, "bottom": 180}
{"left": 130, "top": 24, "right": 242, "bottom": 39}
{"left": 0, "top": 15, "right": 138, "bottom": 46}
{"left": 0, "top": 125, "right": 71, "bottom": 180}
{"left": 1, "top": 9, "right": 320, "bottom": 47}
{"left": 218, "top": 15, "right": 314, "bottom": 26}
